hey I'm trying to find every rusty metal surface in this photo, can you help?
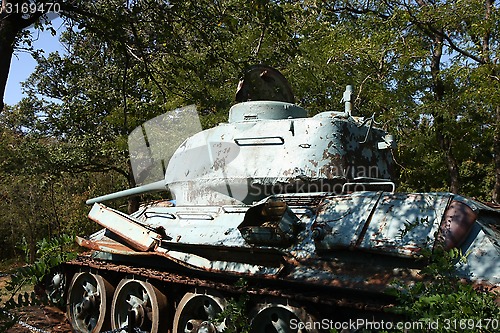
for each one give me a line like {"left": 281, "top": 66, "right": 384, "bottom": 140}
{"left": 88, "top": 203, "right": 161, "bottom": 252}
{"left": 82, "top": 190, "right": 500, "bottom": 287}
{"left": 285, "top": 256, "right": 422, "bottom": 292}
{"left": 76, "top": 235, "right": 151, "bottom": 256}
{"left": 312, "top": 192, "right": 450, "bottom": 257}
{"left": 439, "top": 200, "right": 477, "bottom": 250}
{"left": 65, "top": 255, "right": 395, "bottom": 311}
{"left": 358, "top": 193, "right": 448, "bottom": 256}
{"left": 77, "top": 233, "right": 412, "bottom": 293}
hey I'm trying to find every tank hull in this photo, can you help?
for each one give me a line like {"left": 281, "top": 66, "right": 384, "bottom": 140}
{"left": 82, "top": 191, "right": 500, "bottom": 286}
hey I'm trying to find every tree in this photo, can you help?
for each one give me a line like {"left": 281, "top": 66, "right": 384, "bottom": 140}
{"left": 0, "top": 106, "right": 100, "bottom": 259}
{"left": 1, "top": 1, "right": 72, "bottom": 111}
{"left": 305, "top": 1, "right": 499, "bottom": 200}
{"left": 0, "top": 0, "right": 137, "bottom": 112}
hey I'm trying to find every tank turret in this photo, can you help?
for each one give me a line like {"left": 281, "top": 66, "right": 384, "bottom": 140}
{"left": 89, "top": 66, "right": 395, "bottom": 206}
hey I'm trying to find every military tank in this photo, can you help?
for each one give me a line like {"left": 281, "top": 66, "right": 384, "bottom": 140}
{"left": 45, "top": 66, "right": 499, "bottom": 333}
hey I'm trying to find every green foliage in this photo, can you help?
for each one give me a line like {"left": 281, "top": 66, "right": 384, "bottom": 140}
{"left": 389, "top": 248, "right": 500, "bottom": 333}
{"left": 217, "top": 295, "right": 251, "bottom": 333}
{"left": 399, "top": 217, "right": 430, "bottom": 240}
{"left": 3, "top": 234, "right": 77, "bottom": 309}
{"left": 215, "top": 279, "right": 251, "bottom": 333}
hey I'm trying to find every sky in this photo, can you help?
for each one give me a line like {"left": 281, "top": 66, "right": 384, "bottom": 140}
{"left": 4, "top": 17, "right": 65, "bottom": 106}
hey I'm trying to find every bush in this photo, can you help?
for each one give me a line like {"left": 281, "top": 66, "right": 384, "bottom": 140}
{"left": 2, "top": 234, "right": 77, "bottom": 309}
{"left": 389, "top": 248, "right": 499, "bottom": 333}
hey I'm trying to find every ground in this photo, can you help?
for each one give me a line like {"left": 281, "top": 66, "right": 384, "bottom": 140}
{"left": 2, "top": 305, "right": 70, "bottom": 333}
{"left": 0, "top": 276, "right": 71, "bottom": 333}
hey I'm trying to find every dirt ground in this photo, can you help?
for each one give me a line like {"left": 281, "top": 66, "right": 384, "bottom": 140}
{"left": 3, "top": 305, "right": 71, "bottom": 333}
{"left": 0, "top": 276, "right": 72, "bottom": 333}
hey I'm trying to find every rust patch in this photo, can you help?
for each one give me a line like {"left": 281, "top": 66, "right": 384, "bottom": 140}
{"left": 76, "top": 236, "right": 149, "bottom": 256}
{"left": 308, "top": 159, "right": 318, "bottom": 167}
{"left": 438, "top": 201, "right": 477, "bottom": 250}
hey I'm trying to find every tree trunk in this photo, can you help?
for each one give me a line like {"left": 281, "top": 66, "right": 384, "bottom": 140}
{"left": 444, "top": 142, "right": 460, "bottom": 194}
{"left": 127, "top": 194, "right": 140, "bottom": 214}
{"left": 483, "top": 0, "right": 499, "bottom": 202}
{"left": 494, "top": 105, "right": 500, "bottom": 203}
{"left": 0, "top": 4, "right": 46, "bottom": 111}
{"left": 127, "top": 160, "right": 140, "bottom": 213}
{"left": 0, "top": 18, "right": 17, "bottom": 111}
{"left": 430, "top": 32, "right": 460, "bottom": 193}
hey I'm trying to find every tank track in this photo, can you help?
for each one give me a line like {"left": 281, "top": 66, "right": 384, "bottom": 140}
{"left": 65, "top": 254, "right": 396, "bottom": 313}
